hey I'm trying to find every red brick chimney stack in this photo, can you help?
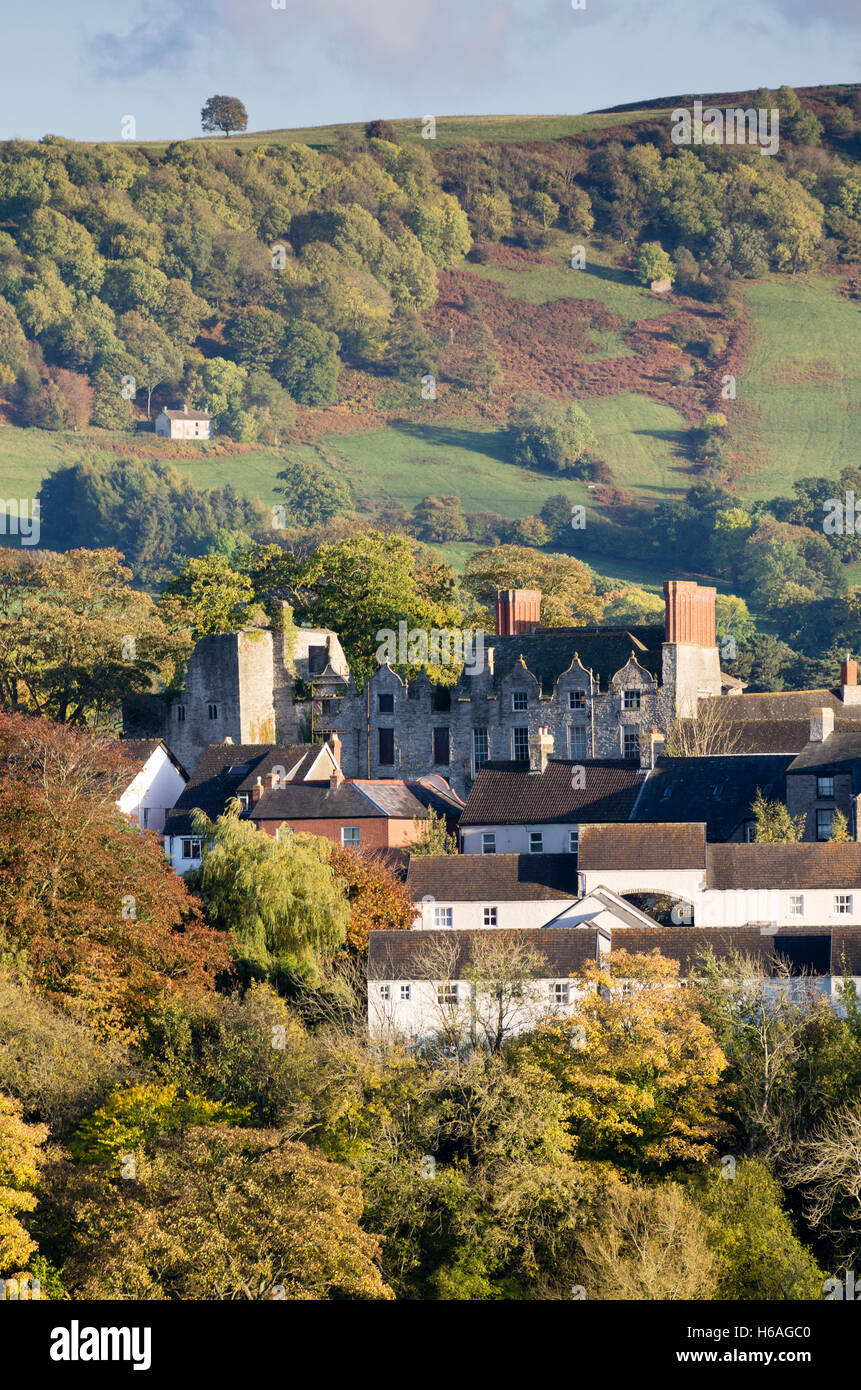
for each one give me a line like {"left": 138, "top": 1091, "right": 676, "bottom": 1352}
{"left": 841, "top": 654, "right": 857, "bottom": 687}
{"left": 251, "top": 776, "right": 264, "bottom": 805}
{"left": 495, "top": 589, "right": 542, "bottom": 636}
{"left": 663, "top": 580, "right": 717, "bottom": 647}
{"left": 328, "top": 733, "right": 344, "bottom": 786}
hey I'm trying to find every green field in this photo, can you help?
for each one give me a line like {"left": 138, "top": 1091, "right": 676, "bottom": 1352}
{"left": 131, "top": 110, "right": 673, "bottom": 154}
{"left": 467, "top": 238, "right": 676, "bottom": 329}
{"left": 734, "top": 274, "right": 861, "bottom": 501}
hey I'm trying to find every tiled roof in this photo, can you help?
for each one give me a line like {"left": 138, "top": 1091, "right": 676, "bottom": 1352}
{"left": 632, "top": 756, "right": 791, "bottom": 840}
{"left": 788, "top": 731, "right": 861, "bottom": 777}
{"left": 487, "top": 626, "right": 664, "bottom": 693}
{"left": 459, "top": 759, "right": 645, "bottom": 826}
{"left": 406, "top": 853, "right": 579, "bottom": 902}
{"left": 609, "top": 926, "right": 838, "bottom": 975}
{"left": 707, "top": 843, "right": 861, "bottom": 890}
{"left": 248, "top": 778, "right": 403, "bottom": 817}
{"left": 367, "top": 927, "right": 602, "bottom": 980}
{"left": 163, "top": 743, "right": 321, "bottom": 837}
{"left": 579, "top": 821, "right": 707, "bottom": 870}
{"left": 723, "top": 690, "right": 860, "bottom": 720}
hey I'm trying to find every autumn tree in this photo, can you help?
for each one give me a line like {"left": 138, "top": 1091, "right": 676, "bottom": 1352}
{"left": 522, "top": 949, "right": 726, "bottom": 1173}
{"left": 0, "top": 1093, "right": 48, "bottom": 1276}
{"left": 574, "top": 1180, "right": 714, "bottom": 1300}
{"left": 329, "top": 845, "right": 415, "bottom": 954}
{"left": 0, "top": 714, "right": 233, "bottom": 1039}
{"left": 463, "top": 545, "right": 603, "bottom": 628}
{"left": 48, "top": 1126, "right": 392, "bottom": 1300}
{"left": 0, "top": 547, "right": 189, "bottom": 724}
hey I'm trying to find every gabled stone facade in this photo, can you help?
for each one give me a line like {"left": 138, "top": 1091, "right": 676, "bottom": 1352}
{"left": 325, "top": 581, "right": 727, "bottom": 795}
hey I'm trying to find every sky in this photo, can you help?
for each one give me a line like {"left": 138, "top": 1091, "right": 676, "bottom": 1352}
{"left": 1, "top": 0, "right": 859, "bottom": 143}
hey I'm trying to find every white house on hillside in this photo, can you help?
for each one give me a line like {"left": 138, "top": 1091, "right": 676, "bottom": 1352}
{"left": 155, "top": 405, "right": 211, "bottom": 440}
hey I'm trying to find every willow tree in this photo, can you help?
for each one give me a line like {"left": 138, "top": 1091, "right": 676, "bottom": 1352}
{"left": 188, "top": 804, "right": 349, "bottom": 984}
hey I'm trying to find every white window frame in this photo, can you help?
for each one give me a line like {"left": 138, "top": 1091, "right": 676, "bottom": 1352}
{"left": 568, "top": 689, "right": 585, "bottom": 710}
{"left": 511, "top": 691, "right": 529, "bottom": 712}
{"left": 512, "top": 726, "right": 530, "bottom": 761}
{"left": 437, "top": 982, "right": 459, "bottom": 1006}
{"left": 622, "top": 689, "right": 641, "bottom": 710}
{"left": 816, "top": 808, "right": 835, "bottom": 841}
{"left": 550, "top": 981, "right": 570, "bottom": 1005}
{"left": 483, "top": 906, "right": 498, "bottom": 927}
{"left": 481, "top": 831, "right": 496, "bottom": 855}
{"left": 817, "top": 775, "right": 836, "bottom": 799}
{"left": 399, "top": 983, "right": 411, "bottom": 1002}
{"left": 341, "top": 825, "right": 361, "bottom": 848}
{"left": 181, "top": 837, "right": 202, "bottom": 860}
{"left": 433, "top": 906, "right": 453, "bottom": 929}
{"left": 529, "top": 831, "right": 543, "bottom": 854}
{"left": 833, "top": 894, "right": 853, "bottom": 916}
{"left": 472, "top": 727, "right": 489, "bottom": 775}
{"left": 788, "top": 894, "right": 804, "bottom": 917}
{"left": 569, "top": 826, "right": 579, "bottom": 855}
{"left": 568, "top": 725, "right": 587, "bottom": 759}
{"left": 623, "top": 726, "right": 640, "bottom": 759}
{"left": 379, "top": 984, "right": 391, "bottom": 1001}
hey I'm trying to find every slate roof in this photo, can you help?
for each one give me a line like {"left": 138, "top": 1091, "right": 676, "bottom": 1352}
{"left": 788, "top": 731, "right": 861, "bottom": 782}
{"left": 161, "top": 407, "right": 210, "bottom": 421}
{"left": 406, "top": 853, "right": 579, "bottom": 902}
{"left": 610, "top": 926, "right": 839, "bottom": 975}
{"left": 116, "top": 739, "right": 188, "bottom": 779}
{"left": 723, "top": 690, "right": 861, "bottom": 721}
{"left": 459, "top": 759, "right": 645, "bottom": 826}
{"left": 250, "top": 781, "right": 398, "bottom": 822}
{"left": 707, "top": 843, "right": 861, "bottom": 890}
{"left": 367, "top": 927, "right": 602, "bottom": 980}
{"left": 163, "top": 743, "right": 324, "bottom": 837}
{"left": 358, "top": 778, "right": 464, "bottom": 821}
{"left": 486, "top": 626, "right": 663, "bottom": 692}
{"left": 579, "top": 821, "right": 707, "bottom": 870}
{"left": 632, "top": 756, "right": 791, "bottom": 840}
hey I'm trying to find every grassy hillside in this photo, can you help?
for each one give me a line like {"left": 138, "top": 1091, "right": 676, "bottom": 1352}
{"left": 734, "top": 273, "right": 861, "bottom": 501}
{"left": 132, "top": 110, "right": 674, "bottom": 153}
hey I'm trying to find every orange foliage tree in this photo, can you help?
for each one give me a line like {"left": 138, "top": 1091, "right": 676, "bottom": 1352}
{"left": 0, "top": 714, "right": 234, "bottom": 1039}
{"left": 330, "top": 847, "right": 415, "bottom": 954}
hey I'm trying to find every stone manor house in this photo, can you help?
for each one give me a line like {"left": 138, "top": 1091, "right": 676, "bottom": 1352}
{"left": 124, "top": 580, "right": 731, "bottom": 788}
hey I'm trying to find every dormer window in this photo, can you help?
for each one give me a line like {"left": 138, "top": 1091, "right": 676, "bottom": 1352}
{"left": 568, "top": 690, "right": 585, "bottom": 710}
{"left": 512, "top": 691, "right": 528, "bottom": 712}
{"left": 622, "top": 689, "right": 641, "bottom": 710}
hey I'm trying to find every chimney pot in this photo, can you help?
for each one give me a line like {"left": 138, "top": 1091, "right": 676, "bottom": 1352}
{"left": 251, "top": 776, "right": 263, "bottom": 805}
{"left": 528, "top": 725, "right": 554, "bottom": 775}
{"left": 809, "top": 707, "right": 834, "bottom": 743}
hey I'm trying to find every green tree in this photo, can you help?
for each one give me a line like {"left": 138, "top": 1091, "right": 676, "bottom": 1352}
{"left": 751, "top": 788, "right": 806, "bottom": 843}
{"left": 276, "top": 455, "right": 352, "bottom": 527}
{"left": 227, "top": 305, "right": 285, "bottom": 368}
{"left": 201, "top": 95, "right": 249, "bottom": 137}
{"left": 118, "top": 311, "right": 183, "bottom": 418}
{"left": 70, "top": 1082, "right": 248, "bottom": 1166}
{"left": 159, "top": 554, "right": 264, "bottom": 638}
{"left": 508, "top": 393, "right": 597, "bottom": 474}
{"left": 187, "top": 805, "right": 350, "bottom": 984}
{"left": 635, "top": 240, "right": 676, "bottom": 287}
{"left": 409, "top": 807, "right": 458, "bottom": 856}
{"left": 691, "top": 1157, "right": 825, "bottom": 1300}
{"left": 274, "top": 320, "right": 341, "bottom": 405}
{"left": 463, "top": 545, "right": 603, "bottom": 628}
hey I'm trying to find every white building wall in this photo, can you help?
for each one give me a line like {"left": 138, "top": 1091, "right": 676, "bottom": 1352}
{"left": 368, "top": 977, "right": 584, "bottom": 1043}
{"left": 460, "top": 823, "right": 579, "bottom": 855}
{"left": 117, "top": 749, "right": 186, "bottom": 834}
{"left": 413, "top": 898, "right": 578, "bottom": 931}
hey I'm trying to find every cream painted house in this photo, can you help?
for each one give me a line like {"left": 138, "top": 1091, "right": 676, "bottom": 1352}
{"left": 155, "top": 405, "right": 211, "bottom": 440}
